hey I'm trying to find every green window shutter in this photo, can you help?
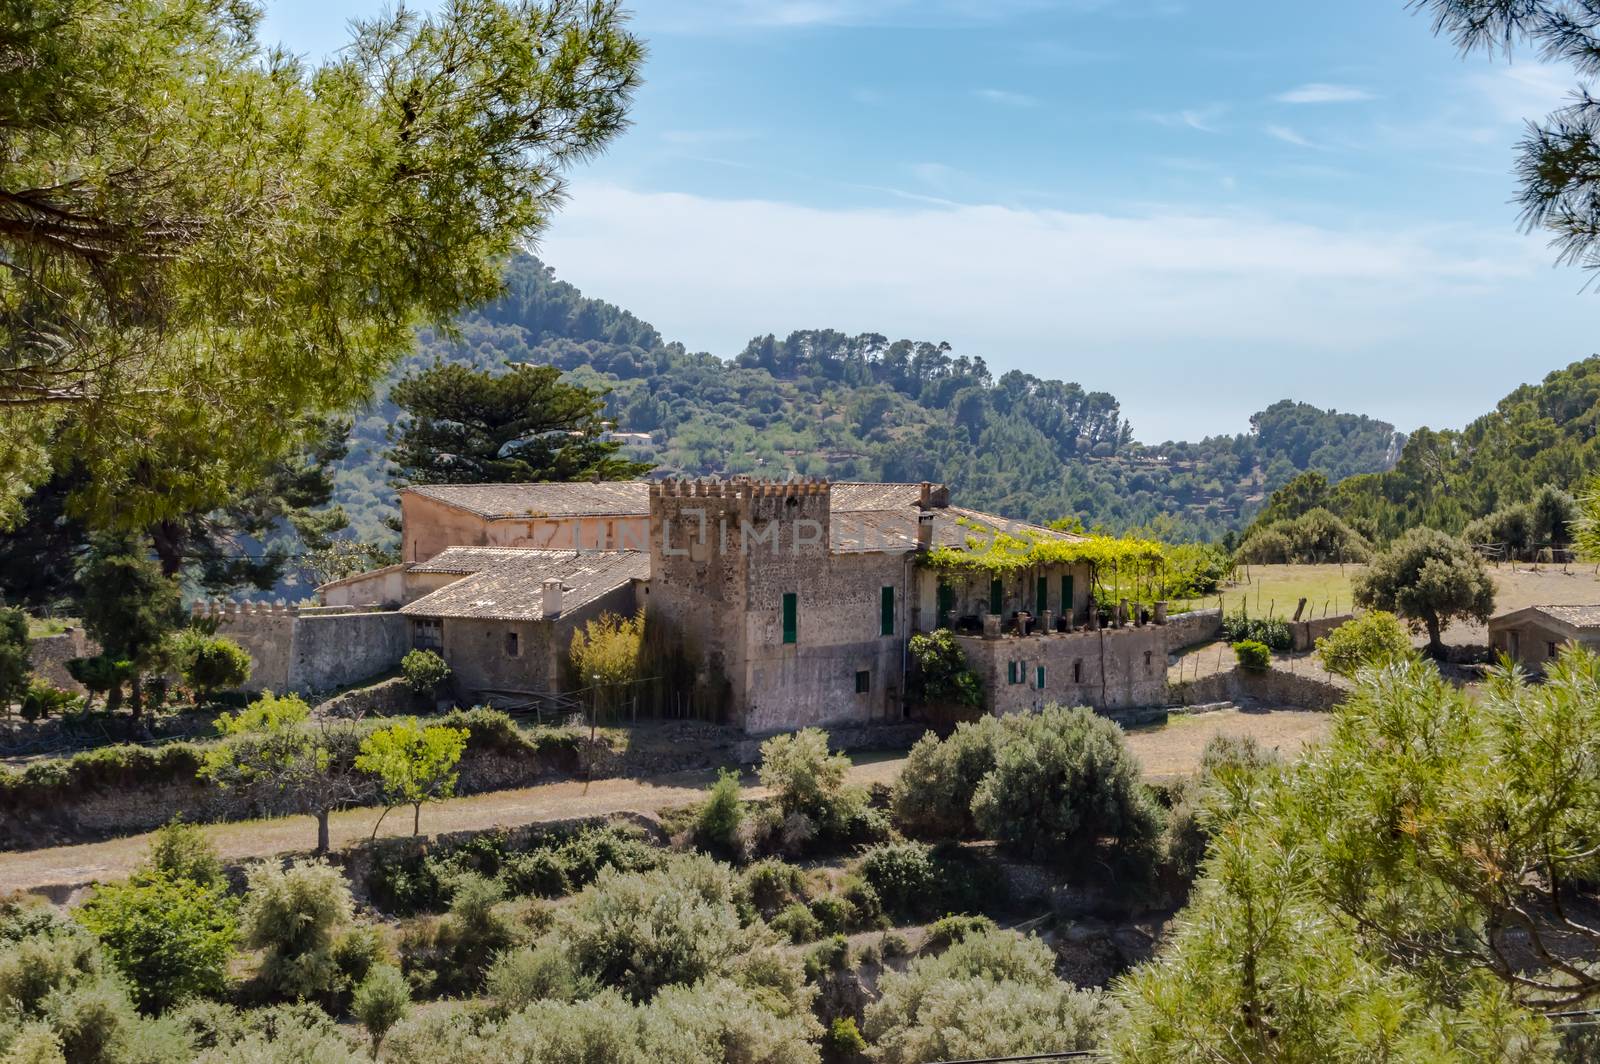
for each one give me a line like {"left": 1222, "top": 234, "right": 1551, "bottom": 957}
{"left": 989, "top": 578, "right": 1003, "bottom": 615}
{"left": 1036, "top": 665, "right": 1046, "bottom": 689}
{"left": 1036, "top": 576, "right": 1048, "bottom": 616}
{"left": 880, "top": 586, "right": 895, "bottom": 636}
{"left": 1061, "top": 574, "right": 1074, "bottom": 617}
{"left": 782, "top": 593, "right": 797, "bottom": 644}
{"left": 1006, "top": 661, "right": 1016, "bottom": 684}
{"left": 937, "top": 582, "right": 955, "bottom": 627}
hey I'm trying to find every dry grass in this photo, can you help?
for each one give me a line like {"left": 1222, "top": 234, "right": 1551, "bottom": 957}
{"left": 1125, "top": 708, "right": 1331, "bottom": 781}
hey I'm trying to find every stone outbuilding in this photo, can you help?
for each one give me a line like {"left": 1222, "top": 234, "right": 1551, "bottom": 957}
{"left": 1487, "top": 605, "right": 1600, "bottom": 671}
{"left": 399, "top": 548, "right": 648, "bottom": 704}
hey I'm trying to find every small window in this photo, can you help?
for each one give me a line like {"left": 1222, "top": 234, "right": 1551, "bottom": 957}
{"left": 506, "top": 631, "right": 520, "bottom": 658}
{"left": 1549, "top": 641, "right": 1559, "bottom": 659}
{"left": 1035, "top": 665, "right": 1046, "bottom": 689}
{"left": 1072, "top": 660, "right": 1082, "bottom": 684}
{"left": 855, "top": 670, "right": 871, "bottom": 694}
{"left": 782, "top": 592, "right": 798, "bottom": 644}
{"left": 880, "top": 586, "right": 895, "bottom": 636}
{"left": 1144, "top": 650, "right": 1153, "bottom": 673}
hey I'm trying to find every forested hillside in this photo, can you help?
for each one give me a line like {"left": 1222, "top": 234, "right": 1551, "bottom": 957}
{"left": 333, "top": 256, "right": 1404, "bottom": 541}
{"left": 1258, "top": 356, "right": 1600, "bottom": 544}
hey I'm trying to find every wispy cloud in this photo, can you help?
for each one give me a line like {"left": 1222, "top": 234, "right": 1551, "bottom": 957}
{"left": 661, "top": 128, "right": 760, "bottom": 146}
{"left": 1275, "top": 83, "right": 1375, "bottom": 104}
{"left": 1265, "top": 124, "right": 1316, "bottom": 148}
{"left": 975, "top": 88, "right": 1038, "bottom": 107}
{"left": 1143, "top": 105, "right": 1227, "bottom": 133}
{"left": 1474, "top": 61, "right": 1576, "bottom": 123}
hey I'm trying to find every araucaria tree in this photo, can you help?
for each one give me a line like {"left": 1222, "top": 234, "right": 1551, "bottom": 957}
{"left": 0, "top": 0, "right": 642, "bottom": 535}
{"left": 1353, "top": 527, "right": 1494, "bottom": 657}
{"left": 389, "top": 362, "right": 655, "bottom": 484}
{"left": 201, "top": 692, "right": 365, "bottom": 853}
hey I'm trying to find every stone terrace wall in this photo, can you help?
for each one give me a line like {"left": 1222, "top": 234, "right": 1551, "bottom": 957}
{"left": 29, "top": 629, "right": 96, "bottom": 692}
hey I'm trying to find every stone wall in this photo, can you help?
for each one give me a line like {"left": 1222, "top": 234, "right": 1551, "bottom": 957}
{"left": 28, "top": 629, "right": 96, "bottom": 692}
{"left": 1288, "top": 613, "right": 1354, "bottom": 652}
{"left": 288, "top": 610, "right": 410, "bottom": 695}
{"left": 958, "top": 625, "right": 1170, "bottom": 715}
{"left": 1167, "top": 664, "right": 1347, "bottom": 711}
{"left": 1163, "top": 608, "right": 1222, "bottom": 652}
{"left": 196, "top": 604, "right": 409, "bottom": 697}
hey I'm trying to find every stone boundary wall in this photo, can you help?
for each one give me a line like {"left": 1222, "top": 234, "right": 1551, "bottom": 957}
{"left": 1163, "top": 608, "right": 1222, "bottom": 653}
{"left": 195, "top": 603, "right": 410, "bottom": 696}
{"left": 1167, "top": 664, "right": 1347, "bottom": 711}
{"left": 28, "top": 630, "right": 96, "bottom": 693}
{"left": 1288, "top": 613, "right": 1355, "bottom": 652}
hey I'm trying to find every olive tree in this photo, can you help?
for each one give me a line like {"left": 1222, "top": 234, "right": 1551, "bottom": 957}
{"left": 1353, "top": 528, "right": 1494, "bottom": 657}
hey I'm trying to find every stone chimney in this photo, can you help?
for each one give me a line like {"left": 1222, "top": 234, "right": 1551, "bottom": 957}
{"left": 918, "top": 481, "right": 932, "bottom": 508}
{"left": 542, "top": 579, "right": 563, "bottom": 619}
{"left": 916, "top": 511, "right": 934, "bottom": 551}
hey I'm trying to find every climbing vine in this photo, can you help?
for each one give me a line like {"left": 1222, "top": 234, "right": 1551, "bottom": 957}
{"left": 924, "top": 520, "right": 1165, "bottom": 576}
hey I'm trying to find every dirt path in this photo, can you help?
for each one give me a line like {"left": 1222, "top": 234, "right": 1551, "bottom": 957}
{"left": 0, "top": 755, "right": 909, "bottom": 897}
{"left": 0, "top": 715, "right": 1323, "bottom": 897}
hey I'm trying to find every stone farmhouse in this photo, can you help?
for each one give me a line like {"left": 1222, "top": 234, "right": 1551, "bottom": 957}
{"left": 212, "top": 478, "right": 1216, "bottom": 734}
{"left": 1487, "top": 605, "right": 1600, "bottom": 672}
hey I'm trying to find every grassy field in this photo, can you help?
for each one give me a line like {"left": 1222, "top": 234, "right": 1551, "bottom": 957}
{"left": 1207, "top": 563, "right": 1359, "bottom": 620}
{"left": 1205, "top": 562, "right": 1600, "bottom": 645}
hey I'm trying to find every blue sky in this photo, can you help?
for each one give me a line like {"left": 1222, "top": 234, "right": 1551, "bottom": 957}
{"left": 264, "top": 0, "right": 1597, "bottom": 442}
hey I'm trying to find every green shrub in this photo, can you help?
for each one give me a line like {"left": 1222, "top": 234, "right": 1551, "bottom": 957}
{"left": 743, "top": 859, "right": 807, "bottom": 919}
{"left": 694, "top": 768, "right": 744, "bottom": 855}
{"left": 484, "top": 942, "right": 592, "bottom": 1012}
{"left": 924, "top": 914, "right": 997, "bottom": 952}
{"left": 890, "top": 716, "right": 1006, "bottom": 838}
{"left": 804, "top": 934, "right": 852, "bottom": 983}
{"left": 907, "top": 629, "right": 983, "bottom": 708}
{"left": 400, "top": 649, "right": 450, "bottom": 694}
{"left": 771, "top": 902, "right": 822, "bottom": 944}
{"left": 400, "top": 873, "right": 518, "bottom": 997}
{"left": 859, "top": 842, "right": 938, "bottom": 920}
{"left": 239, "top": 859, "right": 356, "bottom": 1001}
{"left": 970, "top": 705, "right": 1161, "bottom": 872}
{"left": 864, "top": 928, "right": 1115, "bottom": 1064}
{"left": 64, "top": 656, "right": 136, "bottom": 712}
{"left": 808, "top": 894, "right": 853, "bottom": 935}
{"left": 74, "top": 873, "right": 237, "bottom": 1012}
{"left": 19, "top": 680, "right": 77, "bottom": 722}
{"left": 557, "top": 854, "right": 770, "bottom": 1002}
{"left": 1233, "top": 639, "right": 1271, "bottom": 672}
{"left": 168, "top": 631, "right": 252, "bottom": 701}
{"left": 1315, "top": 610, "right": 1416, "bottom": 678}
{"left": 351, "top": 964, "right": 410, "bottom": 1055}
{"left": 1219, "top": 609, "right": 1293, "bottom": 651}
{"left": 758, "top": 728, "right": 849, "bottom": 821}
{"left": 823, "top": 1016, "right": 868, "bottom": 1060}
{"left": 143, "top": 819, "right": 225, "bottom": 889}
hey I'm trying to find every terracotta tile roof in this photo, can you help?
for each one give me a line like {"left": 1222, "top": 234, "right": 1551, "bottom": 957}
{"left": 405, "top": 482, "right": 650, "bottom": 519}
{"left": 400, "top": 549, "right": 648, "bottom": 621}
{"left": 1523, "top": 605, "right": 1600, "bottom": 630}
{"left": 408, "top": 546, "right": 555, "bottom": 575}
